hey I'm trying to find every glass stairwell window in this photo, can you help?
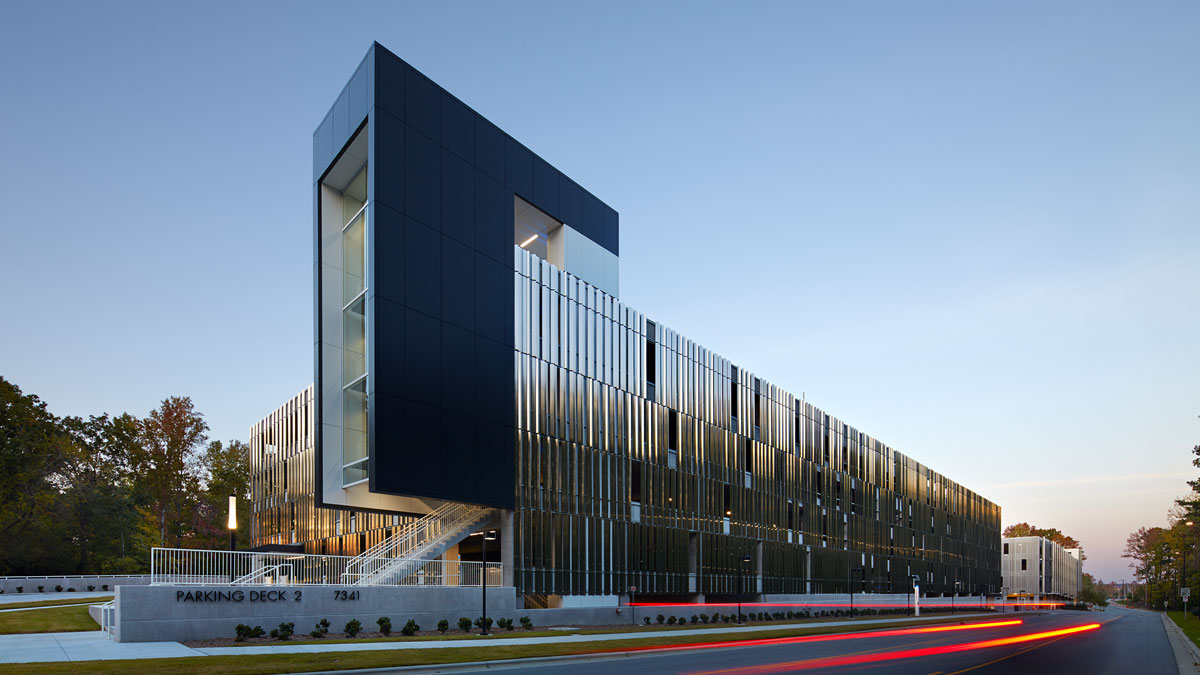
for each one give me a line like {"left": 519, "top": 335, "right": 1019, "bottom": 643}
{"left": 341, "top": 166, "right": 368, "bottom": 486}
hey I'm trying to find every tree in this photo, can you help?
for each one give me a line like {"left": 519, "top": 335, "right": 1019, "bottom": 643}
{"left": 1079, "top": 573, "right": 1108, "bottom": 606}
{"left": 0, "top": 377, "right": 71, "bottom": 573}
{"left": 1002, "top": 522, "right": 1085, "bottom": 559}
{"left": 132, "top": 397, "right": 209, "bottom": 548}
{"left": 1123, "top": 525, "right": 1180, "bottom": 609}
{"left": 192, "top": 440, "right": 252, "bottom": 550}
{"left": 58, "top": 414, "right": 144, "bottom": 573}
{"left": 1175, "top": 444, "right": 1200, "bottom": 518}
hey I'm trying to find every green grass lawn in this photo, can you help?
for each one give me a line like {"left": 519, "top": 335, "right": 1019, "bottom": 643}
{"left": 0, "top": 605, "right": 99, "bottom": 635}
{"left": 0, "top": 615, "right": 980, "bottom": 675}
{"left": 0, "top": 596, "right": 111, "bottom": 611}
{"left": 1167, "top": 611, "right": 1200, "bottom": 648}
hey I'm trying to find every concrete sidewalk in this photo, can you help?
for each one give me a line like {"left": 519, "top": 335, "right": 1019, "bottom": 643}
{"left": 0, "top": 612, "right": 1003, "bottom": 664}
{"left": 0, "top": 631, "right": 203, "bottom": 663}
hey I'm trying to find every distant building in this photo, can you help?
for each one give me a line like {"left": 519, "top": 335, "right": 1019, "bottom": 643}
{"left": 1001, "top": 536, "right": 1082, "bottom": 601}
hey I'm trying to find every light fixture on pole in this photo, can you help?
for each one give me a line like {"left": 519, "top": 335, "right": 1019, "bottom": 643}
{"left": 910, "top": 575, "right": 921, "bottom": 616}
{"left": 471, "top": 530, "right": 498, "bottom": 635}
{"left": 227, "top": 494, "right": 237, "bottom": 552}
{"left": 850, "top": 567, "right": 864, "bottom": 619}
{"left": 953, "top": 580, "right": 962, "bottom": 615}
{"left": 738, "top": 554, "right": 752, "bottom": 624}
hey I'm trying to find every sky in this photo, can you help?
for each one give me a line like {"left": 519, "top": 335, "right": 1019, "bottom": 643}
{"left": 1, "top": 1, "right": 1197, "bottom": 583}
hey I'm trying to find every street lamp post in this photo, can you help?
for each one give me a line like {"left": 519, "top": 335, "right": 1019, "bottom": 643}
{"left": 227, "top": 494, "right": 237, "bottom": 552}
{"left": 910, "top": 575, "right": 921, "bottom": 617}
{"left": 850, "top": 567, "right": 864, "bottom": 619}
{"left": 953, "top": 580, "right": 962, "bottom": 615}
{"left": 226, "top": 494, "right": 237, "bottom": 583}
{"left": 471, "top": 530, "right": 497, "bottom": 635}
{"left": 1180, "top": 521, "right": 1190, "bottom": 619}
{"left": 738, "top": 554, "right": 752, "bottom": 624}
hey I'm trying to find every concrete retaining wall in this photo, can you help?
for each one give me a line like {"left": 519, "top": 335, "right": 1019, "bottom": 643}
{"left": 112, "top": 585, "right": 991, "bottom": 642}
{"left": 0, "top": 576, "right": 148, "bottom": 594}
{"left": 114, "top": 585, "right": 520, "bottom": 642}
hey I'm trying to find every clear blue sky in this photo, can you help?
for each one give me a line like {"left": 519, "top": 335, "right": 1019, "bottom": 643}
{"left": 1, "top": 1, "right": 1197, "bottom": 583}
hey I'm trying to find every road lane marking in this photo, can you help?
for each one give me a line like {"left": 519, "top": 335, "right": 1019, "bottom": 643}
{"left": 938, "top": 615, "right": 1120, "bottom": 675}
{"left": 686, "top": 631, "right": 1006, "bottom": 675}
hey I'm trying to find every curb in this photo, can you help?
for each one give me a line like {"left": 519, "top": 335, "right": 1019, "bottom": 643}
{"left": 1162, "top": 614, "right": 1200, "bottom": 674}
{"left": 285, "top": 614, "right": 1010, "bottom": 675}
{"left": 288, "top": 648, "right": 676, "bottom": 674}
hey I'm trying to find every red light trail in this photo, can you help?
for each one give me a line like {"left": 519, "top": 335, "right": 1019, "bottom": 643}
{"left": 628, "top": 600, "right": 1065, "bottom": 609}
{"left": 688, "top": 622, "right": 1101, "bottom": 674}
{"left": 603, "top": 618, "right": 1023, "bottom": 655}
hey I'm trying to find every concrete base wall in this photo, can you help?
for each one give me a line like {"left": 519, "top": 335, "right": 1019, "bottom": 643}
{"left": 112, "top": 586, "right": 991, "bottom": 642}
{"left": 114, "top": 585, "right": 520, "bottom": 643}
{"left": 0, "top": 576, "right": 147, "bottom": 594}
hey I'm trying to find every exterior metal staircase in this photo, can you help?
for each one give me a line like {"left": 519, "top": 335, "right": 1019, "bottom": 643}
{"left": 340, "top": 502, "right": 496, "bottom": 586}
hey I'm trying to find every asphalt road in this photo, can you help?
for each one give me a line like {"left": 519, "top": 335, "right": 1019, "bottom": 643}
{"left": 415, "top": 604, "right": 1178, "bottom": 674}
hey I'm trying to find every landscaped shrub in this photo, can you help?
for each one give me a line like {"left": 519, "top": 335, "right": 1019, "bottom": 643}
{"left": 678, "top": 616, "right": 687, "bottom": 625}
{"left": 699, "top": 613, "right": 709, "bottom": 624}
{"left": 15, "top": 587, "right": 22, "bottom": 593}
{"left": 269, "top": 622, "right": 295, "bottom": 640}
{"left": 345, "top": 619, "right": 362, "bottom": 637}
{"left": 437, "top": 619, "right": 449, "bottom": 634}
{"left": 644, "top": 617, "right": 651, "bottom": 625}
{"left": 474, "top": 616, "right": 493, "bottom": 632}
{"left": 87, "top": 585, "right": 95, "bottom": 592}
{"left": 690, "top": 615, "right": 698, "bottom": 624}
{"left": 667, "top": 616, "right": 676, "bottom": 625}
{"left": 235, "top": 624, "right": 258, "bottom": 641}
{"left": 310, "top": 626, "right": 324, "bottom": 638}
{"left": 377, "top": 617, "right": 392, "bottom": 636}
{"left": 520, "top": 616, "right": 534, "bottom": 630}
{"left": 102, "top": 585, "right": 108, "bottom": 591}
{"left": 38, "top": 586, "right": 44, "bottom": 593}
{"left": 319, "top": 618, "right": 330, "bottom": 634}
{"left": 55, "top": 585, "right": 63, "bottom": 592}
{"left": 67, "top": 588, "right": 75, "bottom": 592}
{"left": 656, "top": 614, "right": 665, "bottom": 624}
{"left": 401, "top": 619, "right": 419, "bottom": 636}
{"left": 458, "top": 617, "right": 473, "bottom": 632}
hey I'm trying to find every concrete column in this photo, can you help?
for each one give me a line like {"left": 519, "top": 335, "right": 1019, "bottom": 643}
{"left": 501, "top": 509, "right": 515, "bottom": 588}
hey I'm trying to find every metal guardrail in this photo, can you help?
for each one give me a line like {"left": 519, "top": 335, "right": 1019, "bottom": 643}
{"left": 0, "top": 574, "right": 150, "bottom": 580}
{"left": 150, "top": 548, "right": 499, "bottom": 587}
{"left": 97, "top": 600, "right": 115, "bottom": 637}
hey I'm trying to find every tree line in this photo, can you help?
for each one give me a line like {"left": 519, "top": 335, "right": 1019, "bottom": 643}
{"left": 0, "top": 376, "right": 249, "bottom": 575}
{"left": 1122, "top": 438, "right": 1200, "bottom": 611}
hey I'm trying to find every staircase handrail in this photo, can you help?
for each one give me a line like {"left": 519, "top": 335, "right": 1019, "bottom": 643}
{"left": 349, "top": 505, "right": 495, "bottom": 586}
{"left": 341, "top": 503, "right": 489, "bottom": 583}
{"left": 232, "top": 563, "right": 294, "bottom": 586}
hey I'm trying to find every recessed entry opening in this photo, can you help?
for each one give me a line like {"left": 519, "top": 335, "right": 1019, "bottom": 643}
{"left": 514, "top": 195, "right": 560, "bottom": 260}
{"left": 319, "top": 125, "right": 371, "bottom": 489}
